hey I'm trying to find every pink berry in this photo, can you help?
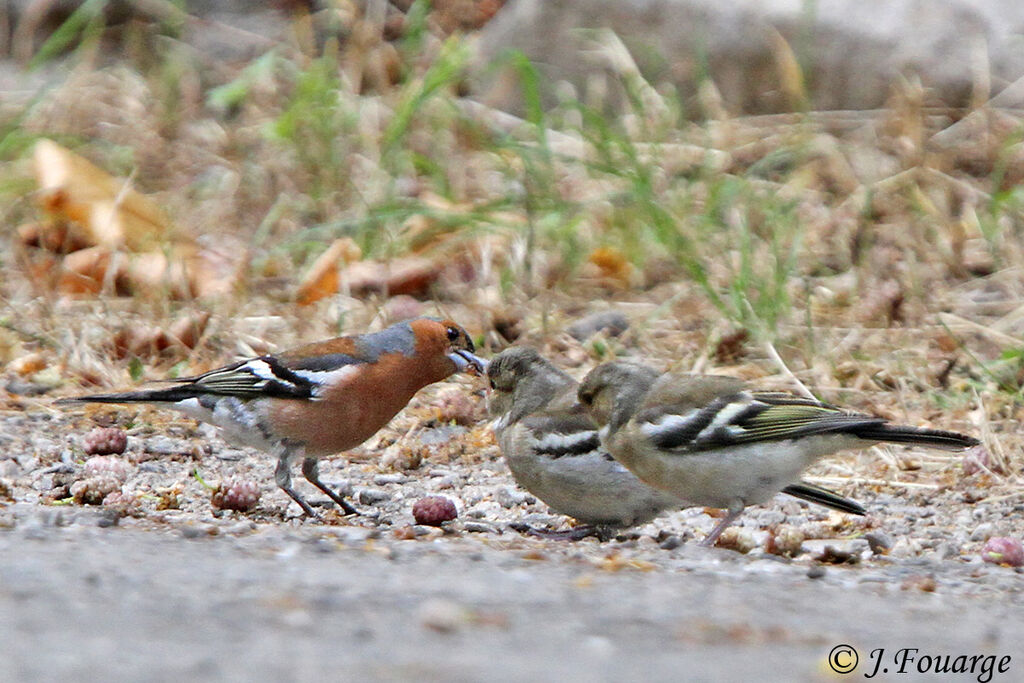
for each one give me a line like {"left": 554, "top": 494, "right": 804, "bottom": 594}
{"left": 211, "top": 479, "right": 260, "bottom": 512}
{"left": 71, "top": 476, "right": 121, "bottom": 505}
{"left": 981, "top": 537, "right": 1024, "bottom": 567}
{"left": 83, "top": 455, "right": 130, "bottom": 483}
{"left": 102, "top": 491, "right": 142, "bottom": 516}
{"left": 83, "top": 427, "right": 128, "bottom": 455}
{"left": 412, "top": 496, "right": 457, "bottom": 526}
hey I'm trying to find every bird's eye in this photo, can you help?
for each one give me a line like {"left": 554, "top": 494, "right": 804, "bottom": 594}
{"left": 489, "top": 378, "right": 497, "bottom": 390}
{"left": 446, "top": 326, "right": 460, "bottom": 342}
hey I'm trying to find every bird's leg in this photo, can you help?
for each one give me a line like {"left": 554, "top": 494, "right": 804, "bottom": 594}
{"left": 274, "top": 448, "right": 318, "bottom": 518}
{"left": 301, "top": 456, "right": 358, "bottom": 516}
{"left": 699, "top": 500, "right": 746, "bottom": 547}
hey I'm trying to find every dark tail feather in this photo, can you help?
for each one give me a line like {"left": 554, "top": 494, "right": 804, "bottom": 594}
{"left": 852, "top": 424, "right": 979, "bottom": 451}
{"left": 782, "top": 482, "right": 865, "bottom": 516}
{"left": 55, "top": 386, "right": 198, "bottom": 405}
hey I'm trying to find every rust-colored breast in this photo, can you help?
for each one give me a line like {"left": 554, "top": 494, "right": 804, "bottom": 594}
{"left": 266, "top": 349, "right": 457, "bottom": 455}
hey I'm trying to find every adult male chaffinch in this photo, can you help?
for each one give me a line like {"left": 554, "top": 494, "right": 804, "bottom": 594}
{"left": 577, "top": 362, "right": 980, "bottom": 546}
{"left": 488, "top": 347, "right": 865, "bottom": 539}
{"left": 59, "top": 317, "right": 485, "bottom": 518}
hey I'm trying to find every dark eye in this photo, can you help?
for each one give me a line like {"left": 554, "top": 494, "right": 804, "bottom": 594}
{"left": 489, "top": 378, "right": 497, "bottom": 390}
{"left": 446, "top": 326, "right": 460, "bottom": 342}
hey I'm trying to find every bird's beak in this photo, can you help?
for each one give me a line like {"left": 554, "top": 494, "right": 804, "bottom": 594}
{"left": 449, "top": 350, "right": 488, "bottom": 375}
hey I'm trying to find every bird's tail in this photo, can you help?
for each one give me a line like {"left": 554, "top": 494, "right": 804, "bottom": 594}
{"left": 782, "top": 482, "right": 865, "bottom": 516}
{"left": 852, "top": 424, "right": 979, "bottom": 451}
{"left": 55, "top": 386, "right": 197, "bottom": 405}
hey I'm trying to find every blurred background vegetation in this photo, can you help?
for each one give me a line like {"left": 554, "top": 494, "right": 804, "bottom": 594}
{"left": 0, "top": 0, "right": 1021, "bottom": 443}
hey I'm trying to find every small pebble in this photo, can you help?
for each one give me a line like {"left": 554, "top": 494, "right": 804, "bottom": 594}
{"left": 970, "top": 522, "right": 996, "bottom": 542}
{"left": 567, "top": 310, "right": 629, "bottom": 341}
{"left": 658, "top": 535, "right": 682, "bottom": 550}
{"left": 863, "top": 530, "right": 893, "bottom": 554}
{"left": 495, "top": 487, "right": 531, "bottom": 509}
{"left": 715, "top": 527, "right": 758, "bottom": 554}
{"left": 807, "top": 565, "right": 827, "bottom": 579}
{"left": 373, "top": 474, "right": 407, "bottom": 485}
{"left": 766, "top": 526, "right": 805, "bottom": 557}
{"left": 357, "top": 488, "right": 390, "bottom": 505}
{"left": 417, "top": 598, "right": 466, "bottom": 633}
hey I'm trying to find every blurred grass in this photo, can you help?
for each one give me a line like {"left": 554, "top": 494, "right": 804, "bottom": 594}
{"left": 0, "top": 1, "right": 1022, "bottom": 420}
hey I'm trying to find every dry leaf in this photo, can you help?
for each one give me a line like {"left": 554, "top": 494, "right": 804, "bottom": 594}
{"left": 58, "top": 246, "right": 113, "bottom": 295}
{"left": 343, "top": 257, "right": 440, "bottom": 298}
{"left": 588, "top": 246, "right": 633, "bottom": 285}
{"left": 168, "top": 311, "right": 211, "bottom": 349}
{"left": 34, "top": 139, "right": 176, "bottom": 252}
{"left": 296, "top": 238, "right": 362, "bottom": 306}
{"left": 8, "top": 353, "right": 47, "bottom": 376}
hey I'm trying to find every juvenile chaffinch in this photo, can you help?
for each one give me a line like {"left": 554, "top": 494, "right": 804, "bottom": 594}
{"left": 488, "top": 347, "right": 865, "bottom": 539}
{"left": 577, "top": 362, "right": 979, "bottom": 546}
{"left": 59, "top": 317, "right": 485, "bottom": 517}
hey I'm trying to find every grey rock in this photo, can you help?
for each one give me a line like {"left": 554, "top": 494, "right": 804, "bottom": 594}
{"left": 475, "top": 0, "right": 1024, "bottom": 115}
{"left": 971, "top": 522, "right": 996, "bottom": 542}
{"left": 357, "top": 488, "right": 390, "bottom": 505}
{"left": 373, "top": 473, "right": 408, "bottom": 485}
{"left": 863, "top": 531, "right": 894, "bottom": 554}
{"left": 567, "top": 310, "right": 629, "bottom": 341}
{"left": 463, "top": 521, "right": 501, "bottom": 534}
{"left": 658, "top": 535, "right": 682, "bottom": 550}
{"left": 496, "top": 487, "right": 534, "bottom": 509}
{"left": 802, "top": 538, "right": 870, "bottom": 563}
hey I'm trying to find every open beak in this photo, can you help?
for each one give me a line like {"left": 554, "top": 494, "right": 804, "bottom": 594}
{"left": 449, "top": 350, "right": 488, "bottom": 375}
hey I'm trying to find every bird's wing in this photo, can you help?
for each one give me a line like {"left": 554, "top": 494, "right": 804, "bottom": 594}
{"left": 635, "top": 377, "right": 883, "bottom": 452}
{"left": 522, "top": 408, "right": 603, "bottom": 459}
{"left": 176, "top": 337, "right": 373, "bottom": 400}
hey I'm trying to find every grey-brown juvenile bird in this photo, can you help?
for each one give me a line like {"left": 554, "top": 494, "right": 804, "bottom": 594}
{"left": 58, "top": 317, "right": 485, "bottom": 517}
{"left": 488, "top": 347, "right": 865, "bottom": 539}
{"left": 577, "top": 361, "right": 979, "bottom": 546}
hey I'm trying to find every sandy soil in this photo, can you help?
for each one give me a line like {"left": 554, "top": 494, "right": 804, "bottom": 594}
{"left": 1, "top": 407, "right": 1022, "bottom": 682}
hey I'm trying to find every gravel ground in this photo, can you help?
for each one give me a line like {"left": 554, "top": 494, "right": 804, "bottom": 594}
{"left": 1, "top": 406, "right": 1023, "bottom": 682}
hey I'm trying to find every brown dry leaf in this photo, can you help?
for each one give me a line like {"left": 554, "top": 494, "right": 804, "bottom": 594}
{"left": 58, "top": 246, "right": 113, "bottom": 295}
{"left": 343, "top": 257, "right": 441, "bottom": 298}
{"left": 767, "top": 27, "right": 807, "bottom": 109}
{"left": 17, "top": 221, "right": 91, "bottom": 253}
{"left": 8, "top": 353, "right": 47, "bottom": 376}
{"left": 168, "top": 311, "right": 211, "bottom": 349}
{"left": 58, "top": 245, "right": 230, "bottom": 299}
{"left": 714, "top": 329, "right": 749, "bottom": 364}
{"left": 34, "top": 139, "right": 176, "bottom": 252}
{"left": 111, "top": 312, "right": 210, "bottom": 360}
{"left": 296, "top": 237, "right": 362, "bottom": 306}
{"left": 112, "top": 325, "right": 171, "bottom": 359}
{"left": 128, "top": 246, "right": 231, "bottom": 299}
{"left": 588, "top": 246, "right": 633, "bottom": 286}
